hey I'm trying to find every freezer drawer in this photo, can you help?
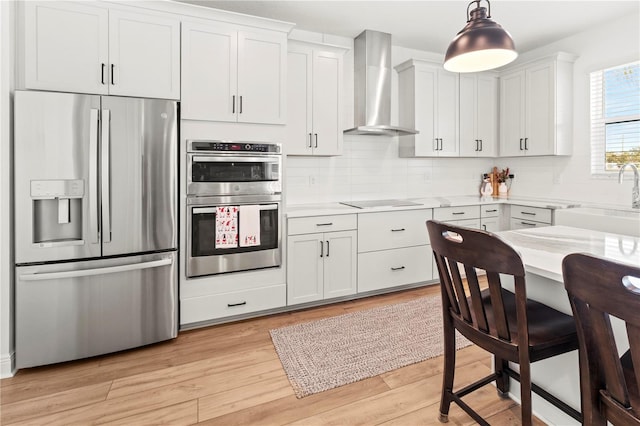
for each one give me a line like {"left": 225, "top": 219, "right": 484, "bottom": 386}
{"left": 16, "top": 252, "right": 177, "bottom": 369}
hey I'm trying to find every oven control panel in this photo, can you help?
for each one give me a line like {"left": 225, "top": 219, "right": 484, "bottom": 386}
{"left": 189, "top": 140, "right": 281, "bottom": 154}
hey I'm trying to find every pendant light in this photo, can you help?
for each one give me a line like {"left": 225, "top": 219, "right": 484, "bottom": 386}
{"left": 444, "top": 0, "right": 517, "bottom": 73}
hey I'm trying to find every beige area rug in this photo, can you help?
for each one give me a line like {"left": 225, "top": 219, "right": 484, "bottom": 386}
{"left": 269, "top": 295, "right": 472, "bottom": 398}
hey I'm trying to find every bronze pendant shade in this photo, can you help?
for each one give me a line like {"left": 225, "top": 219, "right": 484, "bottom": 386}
{"left": 444, "top": 0, "right": 517, "bottom": 73}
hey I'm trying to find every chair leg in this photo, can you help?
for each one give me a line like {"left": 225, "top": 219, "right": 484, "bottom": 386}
{"left": 494, "top": 357, "right": 510, "bottom": 398}
{"left": 439, "top": 316, "right": 457, "bottom": 423}
{"left": 519, "top": 361, "right": 533, "bottom": 426}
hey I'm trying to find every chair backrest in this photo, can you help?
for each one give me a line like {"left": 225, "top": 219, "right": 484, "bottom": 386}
{"left": 563, "top": 252, "right": 640, "bottom": 426}
{"left": 426, "top": 220, "right": 526, "bottom": 346}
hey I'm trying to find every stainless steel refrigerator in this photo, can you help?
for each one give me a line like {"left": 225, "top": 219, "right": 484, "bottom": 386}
{"left": 14, "top": 90, "right": 178, "bottom": 369}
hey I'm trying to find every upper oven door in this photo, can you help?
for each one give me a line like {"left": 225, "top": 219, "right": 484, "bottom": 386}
{"left": 187, "top": 154, "right": 281, "bottom": 196}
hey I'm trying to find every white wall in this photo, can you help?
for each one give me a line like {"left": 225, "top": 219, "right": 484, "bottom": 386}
{"left": 0, "top": 0, "right": 15, "bottom": 378}
{"left": 285, "top": 13, "right": 640, "bottom": 208}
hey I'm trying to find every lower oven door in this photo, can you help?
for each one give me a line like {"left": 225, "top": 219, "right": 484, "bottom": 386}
{"left": 187, "top": 195, "right": 281, "bottom": 277}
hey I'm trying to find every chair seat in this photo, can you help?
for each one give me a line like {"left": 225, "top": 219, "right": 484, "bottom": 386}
{"left": 619, "top": 350, "right": 640, "bottom": 417}
{"left": 481, "top": 289, "right": 579, "bottom": 362}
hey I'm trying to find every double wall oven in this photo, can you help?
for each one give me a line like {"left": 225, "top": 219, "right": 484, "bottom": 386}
{"left": 186, "top": 140, "right": 282, "bottom": 277}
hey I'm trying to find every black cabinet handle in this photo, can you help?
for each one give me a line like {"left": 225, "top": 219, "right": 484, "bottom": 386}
{"left": 391, "top": 266, "right": 406, "bottom": 271}
{"left": 521, "top": 211, "right": 536, "bottom": 216}
{"left": 474, "top": 140, "right": 478, "bottom": 151}
{"left": 227, "top": 301, "right": 247, "bottom": 307}
{"left": 110, "top": 64, "right": 114, "bottom": 85}
{"left": 482, "top": 224, "right": 487, "bottom": 231}
{"left": 308, "top": 133, "right": 312, "bottom": 148}
{"left": 239, "top": 95, "right": 243, "bottom": 114}
{"left": 452, "top": 212, "right": 465, "bottom": 215}
{"left": 319, "top": 241, "right": 324, "bottom": 258}
{"left": 232, "top": 95, "right": 235, "bottom": 114}
{"left": 485, "top": 209, "right": 497, "bottom": 213}
{"left": 316, "top": 222, "right": 333, "bottom": 227}
{"left": 101, "top": 63, "right": 106, "bottom": 85}
{"left": 520, "top": 221, "right": 537, "bottom": 227}
{"left": 519, "top": 138, "right": 524, "bottom": 150}
{"left": 524, "top": 137, "right": 528, "bottom": 150}
{"left": 479, "top": 139, "right": 483, "bottom": 151}
{"left": 314, "top": 133, "right": 318, "bottom": 148}
{"left": 391, "top": 228, "right": 406, "bottom": 232}
{"left": 326, "top": 240, "right": 329, "bottom": 257}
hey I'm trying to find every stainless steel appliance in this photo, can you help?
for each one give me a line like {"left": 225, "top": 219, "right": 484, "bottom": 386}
{"left": 14, "top": 90, "right": 178, "bottom": 369}
{"left": 186, "top": 140, "right": 282, "bottom": 277}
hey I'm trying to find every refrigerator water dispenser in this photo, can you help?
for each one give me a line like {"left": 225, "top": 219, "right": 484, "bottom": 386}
{"left": 31, "top": 180, "right": 84, "bottom": 246}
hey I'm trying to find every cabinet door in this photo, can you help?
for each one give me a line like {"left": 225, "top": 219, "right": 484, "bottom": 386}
{"left": 238, "top": 30, "right": 287, "bottom": 124}
{"left": 23, "top": 1, "right": 109, "bottom": 94}
{"left": 475, "top": 75, "right": 498, "bottom": 157}
{"left": 458, "top": 74, "right": 477, "bottom": 157}
{"left": 181, "top": 22, "right": 238, "bottom": 121}
{"left": 311, "top": 50, "right": 343, "bottom": 156}
{"left": 413, "top": 66, "right": 437, "bottom": 156}
{"left": 286, "top": 47, "right": 313, "bottom": 155}
{"left": 108, "top": 10, "right": 180, "bottom": 99}
{"left": 436, "top": 69, "right": 459, "bottom": 156}
{"left": 526, "top": 61, "right": 555, "bottom": 156}
{"left": 287, "top": 234, "right": 323, "bottom": 305}
{"left": 500, "top": 70, "right": 525, "bottom": 157}
{"left": 480, "top": 217, "right": 501, "bottom": 232}
{"left": 323, "top": 231, "right": 357, "bottom": 299}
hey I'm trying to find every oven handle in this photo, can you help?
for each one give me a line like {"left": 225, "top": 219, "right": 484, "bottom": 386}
{"left": 192, "top": 204, "right": 278, "bottom": 214}
{"left": 192, "top": 156, "right": 280, "bottom": 163}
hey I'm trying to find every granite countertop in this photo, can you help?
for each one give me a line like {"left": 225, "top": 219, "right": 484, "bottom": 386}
{"left": 286, "top": 195, "right": 582, "bottom": 218}
{"left": 497, "top": 225, "right": 640, "bottom": 282}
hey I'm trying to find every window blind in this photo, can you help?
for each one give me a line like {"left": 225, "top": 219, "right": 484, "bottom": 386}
{"left": 590, "top": 61, "right": 640, "bottom": 174}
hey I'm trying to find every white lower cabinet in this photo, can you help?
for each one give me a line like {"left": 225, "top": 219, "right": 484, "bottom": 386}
{"left": 509, "top": 204, "right": 552, "bottom": 229}
{"left": 358, "top": 246, "right": 433, "bottom": 293}
{"left": 480, "top": 204, "right": 502, "bottom": 232}
{"left": 181, "top": 284, "right": 286, "bottom": 325}
{"left": 287, "top": 215, "right": 357, "bottom": 305}
{"left": 357, "top": 209, "right": 434, "bottom": 293}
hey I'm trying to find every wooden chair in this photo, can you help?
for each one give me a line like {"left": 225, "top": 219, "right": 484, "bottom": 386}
{"left": 426, "top": 220, "right": 580, "bottom": 426}
{"left": 563, "top": 253, "right": 640, "bottom": 426}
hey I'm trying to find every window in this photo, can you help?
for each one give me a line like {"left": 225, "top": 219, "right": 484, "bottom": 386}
{"left": 590, "top": 61, "right": 640, "bottom": 174}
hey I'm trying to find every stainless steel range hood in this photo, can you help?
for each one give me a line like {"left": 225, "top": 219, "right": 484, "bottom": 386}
{"left": 344, "top": 30, "right": 418, "bottom": 137}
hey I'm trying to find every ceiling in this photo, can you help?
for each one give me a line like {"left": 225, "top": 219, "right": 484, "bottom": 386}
{"left": 175, "top": 1, "right": 639, "bottom": 55}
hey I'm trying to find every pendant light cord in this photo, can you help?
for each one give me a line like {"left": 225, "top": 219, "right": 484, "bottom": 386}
{"left": 466, "top": 0, "right": 491, "bottom": 21}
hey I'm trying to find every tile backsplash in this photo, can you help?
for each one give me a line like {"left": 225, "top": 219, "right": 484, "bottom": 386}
{"left": 285, "top": 135, "right": 494, "bottom": 204}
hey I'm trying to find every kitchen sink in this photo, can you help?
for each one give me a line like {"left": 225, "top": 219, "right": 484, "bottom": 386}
{"left": 555, "top": 207, "right": 640, "bottom": 236}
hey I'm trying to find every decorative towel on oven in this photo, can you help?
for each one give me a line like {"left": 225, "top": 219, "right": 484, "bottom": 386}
{"left": 239, "top": 205, "right": 261, "bottom": 247}
{"left": 215, "top": 206, "right": 238, "bottom": 248}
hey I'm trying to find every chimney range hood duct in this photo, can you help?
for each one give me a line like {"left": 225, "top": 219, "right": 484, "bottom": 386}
{"left": 344, "top": 30, "right": 418, "bottom": 136}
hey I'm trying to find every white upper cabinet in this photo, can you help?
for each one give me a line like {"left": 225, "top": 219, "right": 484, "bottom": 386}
{"left": 182, "top": 21, "right": 287, "bottom": 124}
{"left": 499, "top": 52, "right": 577, "bottom": 157}
{"left": 21, "top": 1, "right": 180, "bottom": 99}
{"left": 286, "top": 41, "right": 345, "bottom": 156}
{"left": 107, "top": 10, "right": 180, "bottom": 99}
{"left": 396, "top": 59, "right": 459, "bottom": 157}
{"left": 459, "top": 73, "right": 498, "bottom": 157}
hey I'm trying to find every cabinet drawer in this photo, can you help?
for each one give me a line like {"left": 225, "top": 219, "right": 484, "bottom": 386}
{"left": 480, "top": 204, "right": 501, "bottom": 218}
{"left": 180, "top": 284, "right": 286, "bottom": 324}
{"left": 358, "top": 209, "right": 432, "bottom": 252}
{"left": 288, "top": 214, "right": 357, "bottom": 235}
{"left": 510, "top": 205, "right": 552, "bottom": 224}
{"left": 358, "top": 246, "right": 433, "bottom": 293}
{"left": 509, "top": 218, "right": 549, "bottom": 230}
{"left": 446, "top": 218, "right": 481, "bottom": 229}
{"left": 434, "top": 205, "right": 480, "bottom": 222}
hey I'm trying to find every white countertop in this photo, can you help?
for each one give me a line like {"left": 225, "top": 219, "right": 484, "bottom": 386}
{"left": 497, "top": 225, "right": 640, "bottom": 282}
{"left": 286, "top": 195, "right": 581, "bottom": 218}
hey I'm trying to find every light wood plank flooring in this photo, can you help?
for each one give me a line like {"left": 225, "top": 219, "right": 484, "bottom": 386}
{"left": 0, "top": 285, "right": 545, "bottom": 425}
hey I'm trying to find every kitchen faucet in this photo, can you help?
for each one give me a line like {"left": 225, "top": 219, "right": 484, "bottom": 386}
{"left": 618, "top": 163, "right": 640, "bottom": 209}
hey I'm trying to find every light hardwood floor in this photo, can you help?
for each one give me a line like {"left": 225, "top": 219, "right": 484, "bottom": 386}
{"left": 0, "top": 284, "right": 544, "bottom": 425}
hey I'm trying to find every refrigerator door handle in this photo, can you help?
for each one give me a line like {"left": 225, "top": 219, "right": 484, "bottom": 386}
{"left": 19, "top": 258, "right": 173, "bottom": 281}
{"left": 101, "top": 109, "right": 111, "bottom": 243}
{"left": 89, "top": 109, "right": 100, "bottom": 244}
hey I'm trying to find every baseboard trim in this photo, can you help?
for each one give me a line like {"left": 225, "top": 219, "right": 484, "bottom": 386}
{"left": 1, "top": 351, "right": 16, "bottom": 378}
